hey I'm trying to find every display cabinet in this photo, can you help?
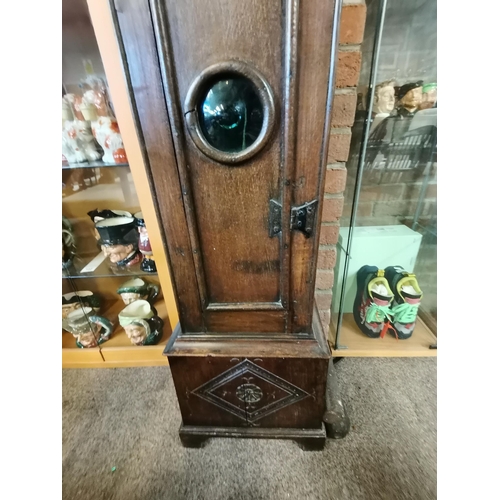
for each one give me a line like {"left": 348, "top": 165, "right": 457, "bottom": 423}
{"left": 330, "top": 0, "right": 437, "bottom": 356}
{"left": 62, "top": 0, "right": 177, "bottom": 368}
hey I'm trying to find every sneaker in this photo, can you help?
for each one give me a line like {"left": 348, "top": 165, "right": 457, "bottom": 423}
{"left": 353, "top": 266, "right": 394, "bottom": 338}
{"left": 384, "top": 266, "right": 423, "bottom": 339}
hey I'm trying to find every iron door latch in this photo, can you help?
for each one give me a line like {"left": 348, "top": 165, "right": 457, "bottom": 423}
{"left": 269, "top": 199, "right": 282, "bottom": 237}
{"left": 290, "top": 200, "right": 318, "bottom": 238}
{"left": 269, "top": 199, "right": 318, "bottom": 238}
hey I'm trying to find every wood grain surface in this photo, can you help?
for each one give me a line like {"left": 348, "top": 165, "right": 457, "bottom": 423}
{"left": 113, "top": 0, "right": 340, "bottom": 336}
{"left": 290, "top": 0, "right": 338, "bottom": 333}
{"left": 113, "top": 0, "right": 204, "bottom": 331}
{"left": 160, "top": 0, "right": 283, "bottom": 305}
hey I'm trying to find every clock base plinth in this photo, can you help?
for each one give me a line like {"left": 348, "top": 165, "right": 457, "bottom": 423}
{"left": 167, "top": 308, "right": 331, "bottom": 448}
{"left": 178, "top": 424, "right": 327, "bottom": 451}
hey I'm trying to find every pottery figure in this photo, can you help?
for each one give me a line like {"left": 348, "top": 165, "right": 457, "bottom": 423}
{"left": 118, "top": 300, "right": 163, "bottom": 346}
{"left": 117, "top": 278, "right": 159, "bottom": 305}
{"left": 65, "top": 307, "right": 113, "bottom": 348}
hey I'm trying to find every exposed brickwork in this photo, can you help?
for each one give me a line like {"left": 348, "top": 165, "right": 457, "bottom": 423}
{"left": 379, "top": 169, "right": 427, "bottom": 185}
{"left": 315, "top": 1, "right": 366, "bottom": 338}
{"left": 339, "top": 3, "right": 367, "bottom": 45}
{"left": 372, "top": 200, "right": 418, "bottom": 218}
{"left": 319, "top": 223, "right": 340, "bottom": 245}
{"left": 348, "top": 163, "right": 438, "bottom": 226}
{"left": 317, "top": 246, "right": 337, "bottom": 270}
{"left": 331, "top": 91, "right": 357, "bottom": 128}
{"left": 325, "top": 165, "right": 347, "bottom": 194}
{"left": 356, "top": 201, "right": 374, "bottom": 217}
{"left": 335, "top": 49, "right": 362, "bottom": 88}
{"left": 327, "top": 129, "right": 352, "bottom": 162}
{"left": 315, "top": 290, "right": 333, "bottom": 310}
{"left": 404, "top": 182, "right": 437, "bottom": 200}
{"left": 316, "top": 269, "right": 335, "bottom": 290}
{"left": 321, "top": 195, "right": 344, "bottom": 222}
{"left": 357, "top": 183, "right": 405, "bottom": 202}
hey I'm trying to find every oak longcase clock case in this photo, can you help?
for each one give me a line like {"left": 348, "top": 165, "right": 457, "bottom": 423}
{"left": 112, "top": 0, "right": 341, "bottom": 449}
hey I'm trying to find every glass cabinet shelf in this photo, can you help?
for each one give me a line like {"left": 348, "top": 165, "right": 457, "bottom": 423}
{"left": 62, "top": 253, "right": 157, "bottom": 279}
{"left": 62, "top": 161, "right": 129, "bottom": 170}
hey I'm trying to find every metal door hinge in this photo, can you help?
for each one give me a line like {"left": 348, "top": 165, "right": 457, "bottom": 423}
{"left": 269, "top": 199, "right": 282, "bottom": 237}
{"left": 290, "top": 200, "right": 317, "bottom": 238}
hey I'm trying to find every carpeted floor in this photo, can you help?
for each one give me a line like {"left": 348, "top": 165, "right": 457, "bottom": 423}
{"left": 62, "top": 358, "right": 436, "bottom": 500}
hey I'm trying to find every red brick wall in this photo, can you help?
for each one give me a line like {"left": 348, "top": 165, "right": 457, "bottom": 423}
{"left": 315, "top": 0, "right": 366, "bottom": 337}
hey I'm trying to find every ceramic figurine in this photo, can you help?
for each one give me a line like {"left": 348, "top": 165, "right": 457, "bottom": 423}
{"left": 101, "top": 244, "right": 141, "bottom": 267}
{"left": 371, "top": 80, "right": 396, "bottom": 132}
{"left": 62, "top": 97, "right": 73, "bottom": 123}
{"left": 65, "top": 307, "right": 113, "bottom": 348}
{"left": 368, "top": 81, "right": 424, "bottom": 145}
{"left": 118, "top": 300, "right": 164, "bottom": 346}
{"left": 419, "top": 83, "right": 437, "bottom": 110}
{"left": 88, "top": 209, "right": 132, "bottom": 241}
{"left": 389, "top": 80, "right": 424, "bottom": 142}
{"left": 95, "top": 217, "right": 142, "bottom": 267}
{"left": 396, "top": 81, "right": 424, "bottom": 115}
{"left": 79, "top": 98, "right": 98, "bottom": 122}
{"left": 82, "top": 85, "right": 128, "bottom": 164}
{"left": 62, "top": 291, "right": 101, "bottom": 331}
{"left": 134, "top": 212, "right": 157, "bottom": 273}
{"left": 62, "top": 216, "right": 76, "bottom": 269}
{"left": 373, "top": 80, "right": 396, "bottom": 115}
{"left": 62, "top": 95, "right": 102, "bottom": 164}
{"left": 116, "top": 278, "right": 160, "bottom": 305}
{"left": 62, "top": 118, "right": 87, "bottom": 164}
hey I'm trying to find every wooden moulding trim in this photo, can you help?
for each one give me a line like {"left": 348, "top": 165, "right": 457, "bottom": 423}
{"left": 149, "top": 0, "right": 209, "bottom": 313}
{"left": 289, "top": 0, "right": 342, "bottom": 333}
{"left": 305, "top": 0, "right": 344, "bottom": 320}
{"left": 165, "top": 307, "right": 329, "bottom": 358}
{"left": 183, "top": 61, "right": 277, "bottom": 165}
{"left": 281, "top": 0, "right": 300, "bottom": 327}
{"left": 179, "top": 425, "right": 326, "bottom": 440}
{"left": 166, "top": 338, "right": 329, "bottom": 359}
{"left": 175, "top": 332, "right": 312, "bottom": 341}
{"left": 308, "top": 0, "right": 344, "bottom": 307}
{"left": 206, "top": 302, "right": 284, "bottom": 311}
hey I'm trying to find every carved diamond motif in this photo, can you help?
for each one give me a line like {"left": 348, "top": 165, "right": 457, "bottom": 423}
{"left": 192, "top": 359, "right": 310, "bottom": 424}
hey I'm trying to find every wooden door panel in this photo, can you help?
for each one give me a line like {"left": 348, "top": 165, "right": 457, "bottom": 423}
{"left": 205, "top": 310, "right": 286, "bottom": 334}
{"left": 163, "top": 0, "right": 282, "bottom": 98}
{"left": 160, "top": 0, "right": 283, "bottom": 307}
{"left": 189, "top": 163, "right": 281, "bottom": 305}
{"left": 113, "top": 0, "right": 339, "bottom": 335}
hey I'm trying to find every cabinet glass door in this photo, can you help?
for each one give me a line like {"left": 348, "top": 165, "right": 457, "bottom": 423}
{"left": 62, "top": 0, "right": 168, "bottom": 365}
{"left": 331, "top": 0, "right": 437, "bottom": 354}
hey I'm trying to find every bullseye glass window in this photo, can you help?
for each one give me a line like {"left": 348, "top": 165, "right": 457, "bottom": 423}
{"left": 198, "top": 76, "right": 264, "bottom": 154}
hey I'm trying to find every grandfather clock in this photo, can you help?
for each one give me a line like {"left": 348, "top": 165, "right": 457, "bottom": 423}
{"left": 112, "top": 0, "right": 342, "bottom": 450}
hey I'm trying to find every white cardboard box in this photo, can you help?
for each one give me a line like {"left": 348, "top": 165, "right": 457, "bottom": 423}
{"left": 331, "top": 225, "right": 422, "bottom": 314}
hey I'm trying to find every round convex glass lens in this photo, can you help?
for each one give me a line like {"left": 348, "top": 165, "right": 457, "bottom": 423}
{"left": 198, "top": 76, "right": 264, "bottom": 154}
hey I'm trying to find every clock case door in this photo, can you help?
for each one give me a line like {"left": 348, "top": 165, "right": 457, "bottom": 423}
{"left": 112, "top": 0, "right": 340, "bottom": 339}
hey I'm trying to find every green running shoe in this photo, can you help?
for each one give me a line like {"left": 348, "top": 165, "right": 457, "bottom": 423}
{"left": 353, "top": 266, "right": 394, "bottom": 338}
{"left": 384, "top": 266, "right": 423, "bottom": 340}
